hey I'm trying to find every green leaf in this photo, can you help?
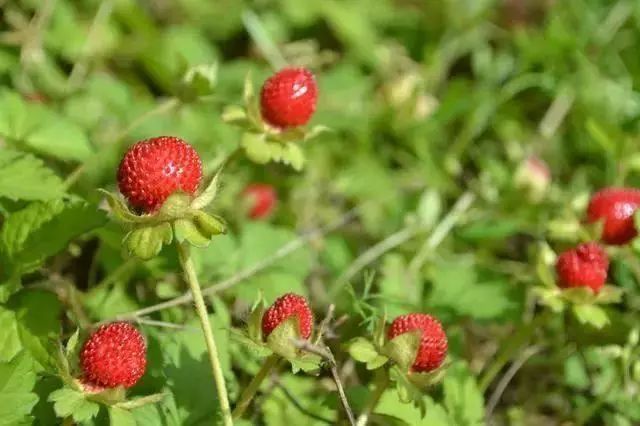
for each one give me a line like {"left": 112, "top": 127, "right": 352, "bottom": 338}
{"left": 0, "top": 197, "right": 107, "bottom": 275}
{"left": 347, "top": 337, "right": 380, "bottom": 363}
{"left": 0, "top": 306, "right": 21, "bottom": 363}
{"left": 428, "top": 260, "right": 515, "bottom": 321}
{"left": 0, "top": 352, "right": 39, "bottom": 425}
{"left": 375, "top": 389, "right": 449, "bottom": 426}
{"left": 48, "top": 387, "right": 100, "bottom": 422}
{"left": 241, "top": 132, "right": 271, "bottom": 164}
{"left": 416, "top": 189, "right": 442, "bottom": 229}
{"left": 0, "top": 149, "right": 65, "bottom": 201}
{"left": 124, "top": 222, "right": 173, "bottom": 260}
{"left": 442, "top": 362, "right": 485, "bottom": 426}
{"left": 109, "top": 406, "right": 137, "bottom": 426}
{"left": 280, "top": 143, "right": 305, "bottom": 171}
{"left": 573, "top": 304, "right": 610, "bottom": 329}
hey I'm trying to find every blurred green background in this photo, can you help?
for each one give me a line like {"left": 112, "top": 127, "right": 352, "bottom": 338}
{"left": 2, "top": 0, "right": 640, "bottom": 425}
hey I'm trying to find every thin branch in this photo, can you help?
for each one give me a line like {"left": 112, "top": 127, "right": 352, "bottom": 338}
{"left": 134, "top": 318, "right": 196, "bottom": 330}
{"left": 314, "top": 304, "right": 335, "bottom": 345}
{"left": 110, "top": 209, "right": 357, "bottom": 322}
{"left": 485, "top": 345, "right": 543, "bottom": 418}
{"left": 293, "top": 339, "right": 356, "bottom": 426}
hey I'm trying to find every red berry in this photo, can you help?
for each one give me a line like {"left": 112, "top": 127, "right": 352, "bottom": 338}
{"left": 243, "top": 184, "right": 277, "bottom": 220}
{"left": 117, "top": 136, "right": 202, "bottom": 213}
{"left": 587, "top": 187, "right": 640, "bottom": 245}
{"left": 80, "top": 322, "right": 147, "bottom": 389}
{"left": 260, "top": 67, "right": 318, "bottom": 128}
{"left": 555, "top": 242, "right": 609, "bottom": 293}
{"left": 387, "top": 313, "right": 447, "bottom": 373}
{"left": 262, "top": 293, "right": 313, "bottom": 340}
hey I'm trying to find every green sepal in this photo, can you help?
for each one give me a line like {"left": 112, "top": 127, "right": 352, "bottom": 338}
{"left": 191, "top": 210, "right": 226, "bottom": 236}
{"left": 124, "top": 223, "right": 173, "bottom": 260}
{"left": 113, "top": 392, "right": 167, "bottom": 410}
{"left": 266, "top": 316, "right": 303, "bottom": 359}
{"left": 247, "top": 293, "right": 267, "bottom": 343}
{"left": 179, "top": 63, "right": 218, "bottom": 101}
{"left": 191, "top": 168, "right": 223, "bottom": 210}
{"left": 221, "top": 105, "right": 249, "bottom": 125}
{"left": 99, "top": 189, "right": 152, "bottom": 225}
{"left": 382, "top": 329, "right": 422, "bottom": 372}
{"left": 389, "top": 365, "right": 427, "bottom": 417}
{"left": 173, "top": 219, "right": 210, "bottom": 247}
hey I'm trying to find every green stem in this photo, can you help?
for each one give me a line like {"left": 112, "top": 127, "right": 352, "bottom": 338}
{"left": 355, "top": 369, "right": 389, "bottom": 426}
{"left": 176, "top": 242, "right": 233, "bottom": 426}
{"left": 232, "top": 354, "right": 280, "bottom": 419}
{"left": 478, "top": 312, "right": 550, "bottom": 392}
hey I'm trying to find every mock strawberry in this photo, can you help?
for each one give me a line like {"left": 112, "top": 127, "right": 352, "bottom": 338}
{"left": 387, "top": 313, "right": 447, "bottom": 373}
{"left": 260, "top": 67, "right": 318, "bottom": 128}
{"left": 243, "top": 184, "right": 277, "bottom": 220}
{"left": 117, "top": 136, "right": 202, "bottom": 213}
{"left": 262, "top": 293, "right": 313, "bottom": 340}
{"left": 80, "top": 322, "right": 147, "bottom": 389}
{"left": 555, "top": 242, "right": 609, "bottom": 293}
{"left": 587, "top": 187, "right": 640, "bottom": 245}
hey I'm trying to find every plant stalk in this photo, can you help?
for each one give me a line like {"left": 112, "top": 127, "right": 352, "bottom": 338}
{"left": 355, "top": 369, "right": 389, "bottom": 426}
{"left": 176, "top": 242, "right": 233, "bottom": 426}
{"left": 232, "top": 354, "right": 280, "bottom": 419}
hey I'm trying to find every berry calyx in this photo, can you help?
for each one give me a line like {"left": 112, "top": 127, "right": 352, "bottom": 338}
{"left": 555, "top": 242, "right": 609, "bottom": 293}
{"left": 260, "top": 67, "right": 318, "bottom": 128}
{"left": 80, "top": 322, "right": 147, "bottom": 389}
{"left": 387, "top": 313, "right": 447, "bottom": 373}
{"left": 243, "top": 184, "right": 277, "bottom": 220}
{"left": 587, "top": 187, "right": 640, "bottom": 245}
{"left": 262, "top": 293, "right": 313, "bottom": 340}
{"left": 117, "top": 136, "right": 203, "bottom": 213}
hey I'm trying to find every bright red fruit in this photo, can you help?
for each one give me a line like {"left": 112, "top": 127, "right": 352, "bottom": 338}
{"left": 387, "top": 313, "right": 447, "bottom": 373}
{"left": 260, "top": 67, "right": 318, "bottom": 128}
{"left": 555, "top": 242, "right": 609, "bottom": 293}
{"left": 80, "top": 322, "right": 147, "bottom": 389}
{"left": 243, "top": 184, "right": 277, "bottom": 220}
{"left": 262, "top": 293, "right": 313, "bottom": 340}
{"left": 117, "top": 136, "right": 202, "bottom": 213}
{"left": 587, "top": 187, "right": 640, "bottom": 245}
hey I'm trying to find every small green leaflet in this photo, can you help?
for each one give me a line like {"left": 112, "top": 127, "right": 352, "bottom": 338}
{"left": 48, "top": 387, "right": 100, "bottom": 423}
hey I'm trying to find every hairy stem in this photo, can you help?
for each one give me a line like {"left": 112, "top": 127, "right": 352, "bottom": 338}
{"left": 176, "top": 242, "right": 233, "bottom": 426}
{"left": 232, "top": 354, "right": 280, "bottom": 419}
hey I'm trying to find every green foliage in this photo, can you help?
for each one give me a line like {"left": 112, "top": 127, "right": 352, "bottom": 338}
{"left": 2, "top": 0, "right": 640, "bottom": 423}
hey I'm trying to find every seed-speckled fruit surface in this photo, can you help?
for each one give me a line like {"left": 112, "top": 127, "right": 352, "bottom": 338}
{"left": 555, "top": 242, "right": 609, "bottom": 293}
{"left": 387, "top": 313, "right": 447, "bottom": 373}
{"left": 117, "top": 136, "right": 202, "bottom": 213}
{"left": 262, "top": 293, "right": 313, "bottom": 340}
{"left": 587, "top": 187, "right": 640, "bottom": 245}
{"left": 260, "top": 67, "right": 318, "bottom": 128}
{"left": 80, "top": 322, "right": 147, "bottom": 389}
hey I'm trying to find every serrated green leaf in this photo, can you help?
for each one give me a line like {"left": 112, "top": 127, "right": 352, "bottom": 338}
{"left": 347, "top": 337, "right": 380, "bottom": 363}
{"left": 0, "top": 307, "right": 21, "bottom": 363}
{"left": 0, "top": 149, "right": 64, "bottom": 201}
{"left": 230, "top": 329, "right": 273, "bottom": 358}
{"left": 0, "top": 352, "right": 39, "bottom": 426}
{"left": 49, "top": 387, "right": 100, "bottom": 422}
{"left": 241, "top": 132, "right": 271, "bottom": 164}
{"left": 442, "top": 362, "right": 485, "bottom": 426}
{"left": 290, "top": 354, "right": 322, "bottom": 375}
{"left": 573, "top": 304, "right": 610, "bottom": 329}
{"left": 109, "top": 406, "right": 137, "bottom": 426}
{"left": 0, "top": 198, "right": 107, "bottom": 275}
{"left": 280, "top": 143, "right": 305, "bottom": 171}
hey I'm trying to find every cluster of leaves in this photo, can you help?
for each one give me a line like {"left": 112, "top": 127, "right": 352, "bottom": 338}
{"left": 2, "top": 0, "right": 640, "bottom": 425}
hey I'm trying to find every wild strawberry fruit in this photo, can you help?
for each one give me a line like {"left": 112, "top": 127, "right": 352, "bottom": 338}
{"left": 587, "top": 187, "right": 640, "bottom": 245}
{"left": 387, "top": 313, "right": 447, "bottom": 373}
{"left": 117, "top": 136, "right": 202, "bottom": 213}
{"left": 555, "top": 242, "right": 609, "bottom": 293}
{"left": 80, "top": 322, "right": 147, "bottom": 389}
{"left": 243, "top": 184, "right": 277, "bottom": 220}
{"left": 262, "top": 293, "right": 313, "bottom": 340}
{"left": 260, "top": 67, "right": 318, "bottom": 128}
